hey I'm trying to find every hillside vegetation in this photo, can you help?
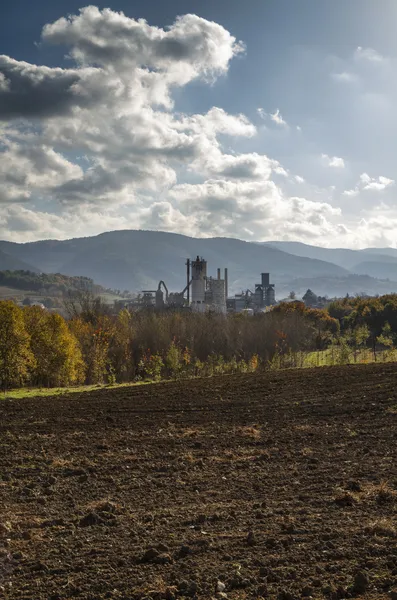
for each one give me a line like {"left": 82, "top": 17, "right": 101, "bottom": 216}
{"left": 0, "top": 230, "right": 348, "bottom": 294}
{"left": 0, "top": 270, "right": 98, "bottom": 294}
{"left": 2, "top": 293, "right": 397, "bottom": 392}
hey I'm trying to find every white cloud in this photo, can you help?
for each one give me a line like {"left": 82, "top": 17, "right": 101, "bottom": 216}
{"left": 257, "top": 107, "right": 288, "bottom": 127}
{"left": 321, "top": 154, "right": 345, "bottom": 168}
{"left": 42, "top": 7, "right": 245, "bottom": 79}
{"left": 354, "top": 47, "right": 384, "bottom": 63}
{"left": 342, "top": 172, "right": 394, "bottom": 197}
{"left": 270, "top": 108, "right": 288, "bottom": 127}
{"left": 0, "top": 137, "right": 82, "bottom": 202}
{"left": 342, "top": 189, "right": 359, "bottom": 197}
{"left": 0, "top": 7, "right": 252, "bottom": 210}
{"left": 360, "top": 172, "right": 394, "bottom": 191}
{"left": 0, "top": 5, "right": 396, "bottom": 250}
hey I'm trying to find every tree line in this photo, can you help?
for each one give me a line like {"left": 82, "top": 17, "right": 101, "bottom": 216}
{"left": 1, "top": 293, "right": 397, "bottom": 392}
{"left": 0, "top": 270, "right": 99, "bottom": 295}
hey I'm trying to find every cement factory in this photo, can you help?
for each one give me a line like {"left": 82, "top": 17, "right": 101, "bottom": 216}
{"left": 136, "top": 256, "right": 276, "bottom": 314}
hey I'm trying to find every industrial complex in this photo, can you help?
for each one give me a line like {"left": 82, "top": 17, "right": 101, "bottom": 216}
{"left": 135, "top": 256, "right": 276, "bottom": 314}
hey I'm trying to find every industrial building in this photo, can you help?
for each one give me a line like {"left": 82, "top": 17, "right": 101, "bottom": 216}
{"left": 189, "top": 257, "right": 228, "bottom": 314}
{"left": 227, "top": 272, "right": 276, "bottom": 313}
{"left": 135, "top": 257, "right": 275, "bottom": 314}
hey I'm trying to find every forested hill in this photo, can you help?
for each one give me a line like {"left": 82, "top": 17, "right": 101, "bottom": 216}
{"left": 2, "top": 231, "right": 397, "bottom": 297}
{"left": 0, "top": 270, "right": 101, "bottom": 295}
{"left": 0, "top": 230, "right": 348, "bottom": 293}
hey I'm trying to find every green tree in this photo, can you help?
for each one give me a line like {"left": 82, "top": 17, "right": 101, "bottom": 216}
{"left": 377, "top": 321, "right": 394, "bottom": 360}
{"left": 352, "top": 324, "right": 370, "bottom": 362}
{"left": 165, "top": 340, "right": 182, "bottom": 378}
{"left": 0, "top": 301, "right": 34, "bottom": 392}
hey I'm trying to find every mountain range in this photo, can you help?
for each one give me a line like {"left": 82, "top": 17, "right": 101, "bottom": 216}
{"left": 0, "top": 230, "right": 397, "bottom": 298}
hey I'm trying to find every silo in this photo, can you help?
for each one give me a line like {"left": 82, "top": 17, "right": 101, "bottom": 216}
{"left": 265, "top": 284, "right": 276, "bottom": 306}
{"left": 191, "top": 256, "right": 207, "bottom": 311}
{"left": 261, "top": 273, "right": 270, "bottom": 287}
{"left": 254, "top": 284, "right": 264, "bottom": 309}
{"left": 210, "top": 278, "right": 226, "bottom": 314}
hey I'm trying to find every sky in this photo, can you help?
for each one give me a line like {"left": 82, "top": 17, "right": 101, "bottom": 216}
{"left": 1, "top": 0, "right": 397, "bottom": 248}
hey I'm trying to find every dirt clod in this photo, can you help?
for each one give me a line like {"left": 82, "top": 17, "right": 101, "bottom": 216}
{"left": 246, "top": 530, "right": 256, "bottom": 546}
{"left": 353, "top": 570, "right": 369, "bottom": 594}
{"left": 79, "top": 512, "right": 102, "bottom": 527}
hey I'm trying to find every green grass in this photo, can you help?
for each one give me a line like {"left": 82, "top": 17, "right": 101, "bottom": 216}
{"left": 302, "top": 348, "right": 397, "bottom": 367}
{"left": 3, "top": 380, "right": 157, "bottom": 400}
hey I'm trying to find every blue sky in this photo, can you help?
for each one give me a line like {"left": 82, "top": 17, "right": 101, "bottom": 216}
{"left": 1, "top": 0, "right": 397, "bottom": 246}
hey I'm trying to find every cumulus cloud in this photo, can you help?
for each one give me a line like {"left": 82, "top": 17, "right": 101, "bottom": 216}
{"left": 321, "top": 154, "right": 345, "bottom": 168}
{"left": 0, "top": 8, "right": 244, "bottom": 119}
{"left": 0, "top": 5, "right": 386, "bottom": 248}
{"left": 0, "top": 7, "right": 252, "bottom": 207}
{"left": 42, "top": 7, "right": 244, "bottom": 76}
{"left": 343, "top": 172, "right": 394, "bottom": 197}
{"left": 360, "top": 172, "right": 394, "bottom": 191}
{"left": 0, "top": 55, "right": 115, "bottom": 119}
{"left": 166, "top": 178, "right": 340, "bottom": 240}
{"left": 0, "top": 203, "right": 133, "bottom": 242}
{"left": 0, "top": 137, "right": 82, "bottom": 202}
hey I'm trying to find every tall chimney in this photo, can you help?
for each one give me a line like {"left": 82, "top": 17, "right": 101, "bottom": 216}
{"left": 217, "top": 268, "right": 221, "bottom": 280}
{"left": 224, "top": 268, "right": 228, "bottom": 299}
{"left": 186, "top": 259, "right": 190, "bottom": 304}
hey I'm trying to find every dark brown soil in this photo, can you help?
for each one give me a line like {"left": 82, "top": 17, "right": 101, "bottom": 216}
{"left": 1, "top": 364, "right": 397, "bottom": 599}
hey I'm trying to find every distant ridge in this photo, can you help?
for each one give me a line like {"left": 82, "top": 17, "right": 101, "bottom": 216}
{"left": 0, "top": 230, "right": 347, "bottom": 294}
{"left": 0, "top": 230, "right": 396, "bottom": 297}
{"left": 0, "top": 249, "right": 39, "bottom": 273}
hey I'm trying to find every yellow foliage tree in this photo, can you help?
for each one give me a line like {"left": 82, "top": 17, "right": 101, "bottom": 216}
{"left": 23, "top": 306, "right": 84, "bottom": 387}
{"left": 69, "top": 315, "right": 115, "bottom": 384}
{"left": 0, "top": 301, "right": 34, "bottom": 392}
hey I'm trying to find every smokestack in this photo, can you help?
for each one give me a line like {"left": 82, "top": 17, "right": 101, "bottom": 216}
{"left": 224, "top": 268, "right": 228, "bottom": 299}
{"left": 217, "top": 268, "right": 221, "bottom": 280}
{"left": 186, "top": 259, "right": 190, "bottom": 304}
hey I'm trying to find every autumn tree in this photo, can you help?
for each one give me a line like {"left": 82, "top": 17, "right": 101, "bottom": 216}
{"left": 69, "top": 315, "right": 115, "bottom": 384}
{"left": 109, "top": 309, "right": 134, "bottom": 382}
{"left": 23, "top": 306, "right": 84, "bottom": 387}
{"left": 0, "top": 301, "right": 34, "bottom": 392}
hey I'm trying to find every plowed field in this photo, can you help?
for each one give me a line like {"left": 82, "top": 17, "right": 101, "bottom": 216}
{"left": 1, "top": 364, "right": 397, "bottom": 600}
